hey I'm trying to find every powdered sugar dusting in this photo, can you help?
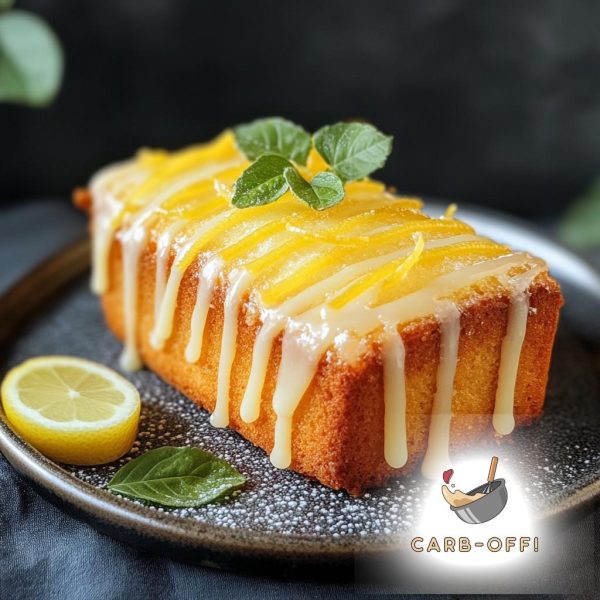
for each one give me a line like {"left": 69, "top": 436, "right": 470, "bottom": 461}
{"left": 70, "top": 392, "right": 422, "bottom": 535}
{"left": 5, "top": 277, "right": 600, "bottom": 539}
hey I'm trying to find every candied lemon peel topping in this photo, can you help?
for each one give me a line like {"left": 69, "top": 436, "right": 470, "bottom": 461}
{"left": 88, "top": 126, "right": 547, "bottom": 474}
{"left": 99, "top": 130, "right": 514, "bottom": 310}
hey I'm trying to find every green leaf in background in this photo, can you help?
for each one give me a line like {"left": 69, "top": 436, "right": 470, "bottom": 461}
{"left": 0, "top": 10, "right": 64, "bottom": 107}
{"left": 231, "top": 153, "right": 291, "bottom": 208}
{"left": 559, "top": 178, "right": 600, "bottom": 249}
{"left": 284, "top": 167, "right": 344, "bottom": 210}
{"left": 107, "top": 446, "right": 246, "bottom": 508}
{"left": 313, "top": 122, "right": 393, "bottom": 182}
{"left": 233, "top": 117, "right": 312, "bottom": 165}
{"left": 0, "top": 0, "right": 14, "bottom": 12}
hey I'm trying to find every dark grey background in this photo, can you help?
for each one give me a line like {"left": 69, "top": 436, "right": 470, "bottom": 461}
{"left": 1, "top": 1, "right": 599, "bottom": 597}
{"left": 2, "top": 0, "right": 600, "bottom": 217}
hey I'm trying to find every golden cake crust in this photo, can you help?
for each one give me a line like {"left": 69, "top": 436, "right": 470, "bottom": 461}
{"left": 98, "top": 234, "right": 563, "bottom": 494}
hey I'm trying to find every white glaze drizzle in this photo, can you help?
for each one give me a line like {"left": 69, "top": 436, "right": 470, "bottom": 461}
{"left": 240, "top": 320, "right": 279, "bottom": 423}
{"left": 185, "top": 258, "right": 222, "bottom": 363}
{"left": 126, "top": 158, "right": 242, "bottom": 240}
{"left": 89, "top": 160, "right": 146, "bottom": 294}
{"left": 286, "top": 254, "right": 543, "bottom": 343}
{"left": 101, "top": 157, "right": 243, "bottom": 364}
{"left": 239, "top": 234, "right": 482, "bottom": 423}
{"left": 382, "top": 324, "right": 408, "bottom": 468}
{"left": 150, "top": 268, "right": 184, "bottom": 350}
{"left": 118, "top": 224, "right": 147, "bottom": 371}
{"left": 150, "top": 210, "right": 235, "bottom": 350}
{"left": 493, "top": 291, "right": 530, "bottom": 435}
{"left": 421, "top": 303, "right": 461, "bottom": 479}
{"left": 270, "top": 331, "right": 321, "bottom": 469}
{"left": 154, "top": 220, "right": 185, "bottom": 326}
{"left": 265, "top": 257, "right": 545, "bottom": 471}
{"left": 88, "top": 144, "right": 550, "bottom": 477}
{"left": 211, "top": 269, "right": 252, "bottom": 428}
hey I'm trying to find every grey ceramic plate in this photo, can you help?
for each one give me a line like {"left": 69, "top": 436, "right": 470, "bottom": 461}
{"left": 0, "top": 206, "right": 599, "bottom": 576}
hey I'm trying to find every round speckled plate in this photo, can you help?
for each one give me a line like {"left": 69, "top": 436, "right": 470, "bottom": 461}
{"left": 0, "top": 206, "right": 599, "bottom": 576}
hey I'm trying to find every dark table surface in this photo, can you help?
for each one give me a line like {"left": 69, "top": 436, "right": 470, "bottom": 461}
{"left": 0, "top": 198, "right": 598, "bottom": 599}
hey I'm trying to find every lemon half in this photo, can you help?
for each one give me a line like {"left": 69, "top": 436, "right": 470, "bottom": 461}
{"left": 1, "top": 356, "right": 141, "bottom": 465}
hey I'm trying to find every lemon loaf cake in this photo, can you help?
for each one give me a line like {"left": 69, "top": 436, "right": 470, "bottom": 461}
{"left": 75, "top": 120, "right": 562, "bottom": 494}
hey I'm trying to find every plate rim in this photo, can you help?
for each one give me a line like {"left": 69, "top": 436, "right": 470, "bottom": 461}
{"left": 0, "top": 417, "right": 374, "bottom": 559}
{"left": 0, "top": 239, "right": 390, "bottom": 569}
{"left": 0, "top": 217, "right": 599, "bottom": 568}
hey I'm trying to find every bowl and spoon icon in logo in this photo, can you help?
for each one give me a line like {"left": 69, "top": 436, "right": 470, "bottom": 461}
{"left": 441, "top": 456, "right": 508, "bottom": 524}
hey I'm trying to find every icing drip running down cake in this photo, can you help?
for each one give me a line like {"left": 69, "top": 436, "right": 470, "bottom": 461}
{"left": 75, "top": 119, "right": 562, "bottom": 494}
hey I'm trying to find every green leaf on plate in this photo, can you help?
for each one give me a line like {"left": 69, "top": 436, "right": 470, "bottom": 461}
{"left": 0, "top": 10, "right": 64, "bottom": 107}
{"left": 284, "top": 167, "right": 344, "bottom": 210}
{"left": 313, "top": 121, "right": 393, "bottom": 182}
{"left": 558, "top": 178, "right": 600, "bottom": 249}
{"left": 233, "top": 117, "right": 311, "bottom": 165}
{"left": 107, "top": 446, "right": 246, "bottom": 508}
{"left": 0, "top": 0, "right": 14, "bottom": 12}
{"left": 231, "top": 153, "right": 291, "bottom": 208}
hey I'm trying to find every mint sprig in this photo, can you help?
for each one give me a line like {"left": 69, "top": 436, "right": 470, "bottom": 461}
{"left": 231, "top": 118, "right": 393, "bottom": 211}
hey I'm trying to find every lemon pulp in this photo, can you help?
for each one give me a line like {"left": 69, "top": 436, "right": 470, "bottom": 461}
{"left": 1, "top": 356, "right": 141, "bottom": 465}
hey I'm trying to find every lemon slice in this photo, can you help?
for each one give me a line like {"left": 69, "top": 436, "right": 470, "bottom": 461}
{"left": 1, "top": 356, "right": 141, "bottom": 465}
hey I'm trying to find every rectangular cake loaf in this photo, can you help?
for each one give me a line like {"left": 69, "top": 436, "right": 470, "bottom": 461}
{"left": 76, "top": 126, "right": 562, "bottom": 494}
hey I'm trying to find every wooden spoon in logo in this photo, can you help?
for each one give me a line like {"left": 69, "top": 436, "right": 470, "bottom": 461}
{"left": 482, "top": 456, "right": 499, "bottom": 494}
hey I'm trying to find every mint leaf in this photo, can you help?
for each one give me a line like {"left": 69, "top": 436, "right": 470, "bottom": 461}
{"left": 559, "top": 178, "right": 600, "bottom": 249}
{"left": 310, "top": 171, "right": 345, "bottom": 209}
{"left": 313, "top": 122, "right": 393, "bottom": 182}
{"left": 284, "top": 167, "right": 344, "bottom": 210}
{"left": 107, "top": 447, "right": 245, "bottom": 508}
{"left": 0, "top": 11, "right": 64, "bottom": 107}
{"left": 283, "top": 166, "right": 316, "bottom": 204}
{"left": 233, "top": 117, "right": 311, "bottom": 165}
{"left": 231, "top": 154, "right": 291, "bottom": 208}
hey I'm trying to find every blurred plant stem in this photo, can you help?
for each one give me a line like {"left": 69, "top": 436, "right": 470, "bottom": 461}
{"left": 559, "top": 179, "right": 600, "bottom": 249}
{"left": 0, "top": 1, "right": 64, "bottom": 107}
